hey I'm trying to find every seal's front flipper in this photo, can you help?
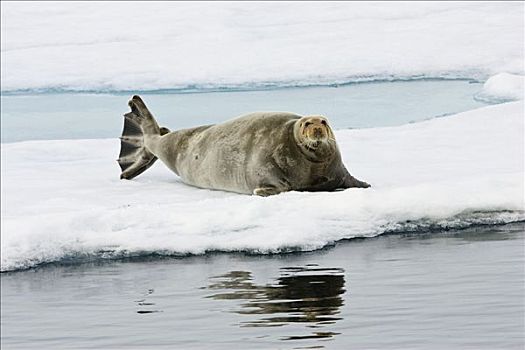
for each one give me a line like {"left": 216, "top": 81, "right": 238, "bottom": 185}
{"left": 253, "top": 186, "right": 283, "bottom": 197}
{"left": 343, "top": 173, "right": 371, "bottom": 189}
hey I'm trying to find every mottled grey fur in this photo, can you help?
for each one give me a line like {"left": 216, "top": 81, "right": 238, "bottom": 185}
{"left": 118, "top": 95, "right": 370, "bottom": 196}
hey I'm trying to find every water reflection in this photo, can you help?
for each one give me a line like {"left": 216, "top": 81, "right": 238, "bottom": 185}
{"left": 205, "top": 266, "right": 345, "bottom": 342}
{"left": 135, "top": 288, "right": 162, "bottom": 314}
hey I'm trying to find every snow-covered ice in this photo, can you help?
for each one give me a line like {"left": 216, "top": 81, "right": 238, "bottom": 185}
{"left": 1, "top": 101, "right": 523, "bottom": 272}
{"left": 477, "top": 73, "right": 525, "bottom": 102}
{"left": 1, "top": 2, "right": 523, "bottom": 92}
{"left": 1, "top": 2, "right": 524, "bottom": 271}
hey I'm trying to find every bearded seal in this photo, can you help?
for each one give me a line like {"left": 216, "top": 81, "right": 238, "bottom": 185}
{"left": 118, "top": 95, "right": 370, "bottom": 196}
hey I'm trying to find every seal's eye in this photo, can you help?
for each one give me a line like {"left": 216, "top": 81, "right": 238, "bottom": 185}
{"left": 304, "top": 122, "right": 312, "bottom": 127}
{"left": 321, "top": 120, "right": 327, "bottom": 126}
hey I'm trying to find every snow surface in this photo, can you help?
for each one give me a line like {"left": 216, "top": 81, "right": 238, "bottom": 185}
{"left": 1, "top": 101, "right": 524, "bottom": 272}
{"left": 477, "top": 73, "right": 525, "bottom": 102}
{"left": 1, "top": 2, "right": 523, "bottom": 92}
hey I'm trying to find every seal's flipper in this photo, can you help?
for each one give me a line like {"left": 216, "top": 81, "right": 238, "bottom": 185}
{"left": 118, "top": 95, "right": 165, "bottom": 180}
{"left": 343, "top": 172, "right": 371, "bottom": 188}
{"left": 118, "top": 116, "right": 158, "bottom": 180}
{"left": 126, "top": 95, "right": 161, "bottom": 135}
{"left": 253, "top": 186, "right": 282, "bottom": 197}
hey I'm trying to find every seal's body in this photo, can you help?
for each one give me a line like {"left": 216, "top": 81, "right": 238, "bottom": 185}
{"left": 118, "top": 96, "right": 370, "bottom": 196}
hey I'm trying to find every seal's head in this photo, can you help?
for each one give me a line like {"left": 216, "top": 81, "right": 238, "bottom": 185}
{"left": 294, "top": 115, "right": 337, "bottom": 160}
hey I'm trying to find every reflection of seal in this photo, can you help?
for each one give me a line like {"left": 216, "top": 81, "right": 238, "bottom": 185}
{"left": 118, "top": 95, "right": 370, "bottom": 196}
{"left": 206, "top": 267, "right": 345, "bottom": 333}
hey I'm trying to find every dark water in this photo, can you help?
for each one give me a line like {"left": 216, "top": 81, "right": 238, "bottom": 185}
{"left": 2, "top": 224, "right": 524, "bottom": 349}
{"left": 0, "top": 79, "right": 486, "bottom": 142}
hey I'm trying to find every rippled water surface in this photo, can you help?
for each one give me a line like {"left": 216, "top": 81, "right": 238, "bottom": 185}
{"left": 2, "top": 224, "right": 523, "bottom": 349}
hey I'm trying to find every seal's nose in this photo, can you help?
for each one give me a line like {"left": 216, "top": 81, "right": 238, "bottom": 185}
{"left": 313, "top": 127, "right": 323, "bottom": 138}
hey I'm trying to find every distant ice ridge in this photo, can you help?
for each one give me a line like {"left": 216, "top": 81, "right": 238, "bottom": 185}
{"left": 476, "top": 73, "right": 525, "bottom": 102}
{"left": 1, "top": 101, "right": 524, "bottom": 272}
{"left": 1, "top": 2, "right": 523, "bottom": 92}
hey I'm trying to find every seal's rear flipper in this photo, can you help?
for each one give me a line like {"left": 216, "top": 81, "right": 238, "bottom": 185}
{"left": 118, "top": 115, "right": 158, "bottom": 180}
{"left": 118, "top": 95, "right": 163, "bottom": 180}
